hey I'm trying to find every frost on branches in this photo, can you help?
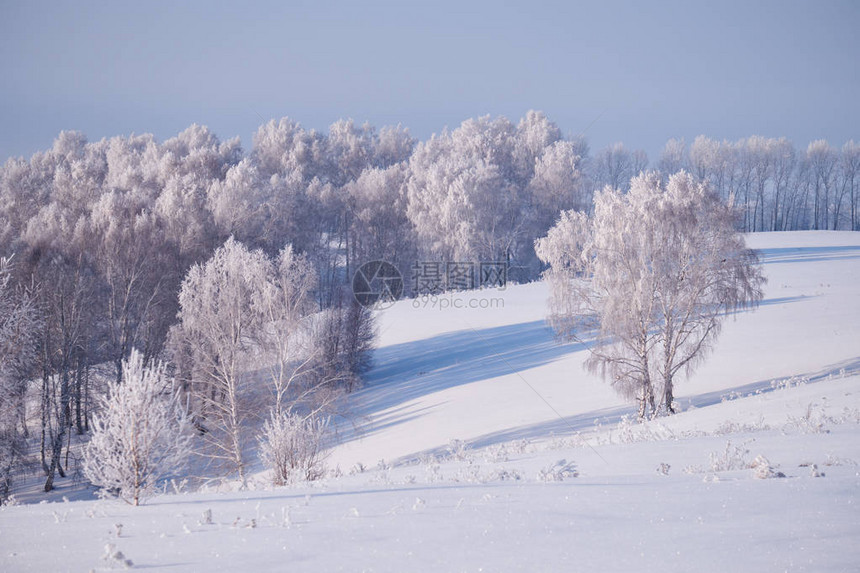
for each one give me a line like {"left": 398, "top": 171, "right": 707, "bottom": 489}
{"left": 84, "top": 350, "right": 192, "bottom": 505}
{"left": 536, "top": 171, "right": 765, "bottom": 419}
{"left": 259, "top": 412, "right": 329, "bottom": 485}
{"left": 0, "top": 257, "right": 40, "bottom": 504}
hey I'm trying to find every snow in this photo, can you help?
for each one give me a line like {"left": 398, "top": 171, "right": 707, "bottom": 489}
{"left": 2, "top": 231, "right": 859, "bottom": 572}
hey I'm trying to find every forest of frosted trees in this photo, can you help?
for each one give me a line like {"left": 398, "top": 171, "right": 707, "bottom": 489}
{"left": 0, "top": 110, "right": 857, "bottom": 500}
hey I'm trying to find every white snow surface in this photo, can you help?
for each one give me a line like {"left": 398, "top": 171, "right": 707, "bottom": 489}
{"left": 2, "top": 231, "right": 859, "bottom": 572}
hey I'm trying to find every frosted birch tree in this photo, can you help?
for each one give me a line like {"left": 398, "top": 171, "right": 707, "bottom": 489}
{"left": 0, "top": 257, "right": 41, "bottom": 503}
{"left": 172, "top": 238, "right": 271, "bottom": 481}
{"left": 537, "top": 172, "right": 765, "bottom": 418}
{"left": 83, "top": 350, "right": 192, "bottom": 506}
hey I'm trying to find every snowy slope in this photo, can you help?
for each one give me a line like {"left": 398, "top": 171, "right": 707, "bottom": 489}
{"left": 330, "top": 231, "right": 860, "bottom": 469}
{"left": 1, "top": 231, "right": 859, "bottom": 573}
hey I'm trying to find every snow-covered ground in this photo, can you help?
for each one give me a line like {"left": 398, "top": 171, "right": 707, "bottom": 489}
{"left": 2, "top": 231, "right": 859, "bottom": 572}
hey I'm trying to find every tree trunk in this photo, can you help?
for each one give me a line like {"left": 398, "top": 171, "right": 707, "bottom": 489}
{"left": 40, "top": 373, "right": 50, "bottom": 475}
{"left": 44, "top": 366, "right": 70, "bottom": 492}
{"left": 637, "top": 376, "right": 656, "bottom": 421}
{"left": 663, "top": 374, "right": 676, "bottom": 415}
{"left": 75, "top": 356, "right": 84, "bottom": 434}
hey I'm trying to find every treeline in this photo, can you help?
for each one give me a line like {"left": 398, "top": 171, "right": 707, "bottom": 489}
{"left": 594, "top": 136, "right": 859, "bottom": 232}
{"left": 0, "top": 111, "right": 856, "bottom": 499}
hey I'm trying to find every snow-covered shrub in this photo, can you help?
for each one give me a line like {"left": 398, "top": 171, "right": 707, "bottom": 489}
{"left": 423, "top": 461, "right": 442, "bottom": 483}
{"left": 613, "top": 415, "right": 636, "bottom": 444}
{"left": 839, "top": 406, "right": 860, "bottom": 424}
{"left": 771, "top": 376, "right": 809, "bottom": 391}
{"left": 84, "top": 351, "right": 193, "bottom": 506}
{"left": 709, "top": 440, "right": 751, "bottom": 472}
{"left": 102, "top": 543, "right": 133, "bottom": 569}
{"left": 484, "top": 468, "right": 522, "bottom": 482}
{"left": 538, "top": 459, "right": 579, "bottom": 482}
{"left": 713, "top": 416, "right": 770, "bottom": 435}
{"left": 446, "top": 439, "right": 470, "bottom": 461}
{"left": 750, "top": 455, "right": 785, "bottom": 479}
{"left": 259, "top": 412, "right": 329, "bottom": 485}
{"left": 482, "top": 443, "right": 510, "bottom": 463}
{"left": 824, "top": 454, "right": 857, "bottom": 467}
{"left": 785, "top": 403, "right": 833, "bottom": 434}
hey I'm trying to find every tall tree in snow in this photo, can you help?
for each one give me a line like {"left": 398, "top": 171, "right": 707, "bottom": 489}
{"left": 841, "top": 141, "right": 859, "bottom": 231}
{"left": 407, "top": 112, "right": 583, "bottom": 279}
{"left": 536, "top": 171, "right": 765, "bottom": 418}
{"left": 0, "top": 257, "right": 41, "bottom": 504}
{"left": 171, "top": 238, "right": 271, "bottom": 481}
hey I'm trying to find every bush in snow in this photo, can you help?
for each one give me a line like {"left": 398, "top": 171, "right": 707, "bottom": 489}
{"left": 446, "top": 439, "right": 470, "bottom": 461}
{"left": 84, "top": 350, "right": 193, "bottom": 505}
{"left": 259, "top": 412, "right": 329, "bottom": 485}
{"left": 538, "top": 459, "right": 579, "bottom": 482}
{"left": 751, "top": 455, "right": 786, "bottom": 479}
{"left": 102, "top": 543, "right": 133, "bottom": 569}
{"left": 708, "top": 440, "right": 751, "bottom": 472}
{"left": 785, "top": 403, "right": 833, "bottom": 434}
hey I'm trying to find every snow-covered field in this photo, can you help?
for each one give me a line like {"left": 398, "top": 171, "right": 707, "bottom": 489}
{"left": 2, "top": 231, "right": 859, "bottom": 572}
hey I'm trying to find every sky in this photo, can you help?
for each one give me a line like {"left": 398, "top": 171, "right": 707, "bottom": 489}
{"left": 1, "top": 0, "right": 857, "bottom": 163}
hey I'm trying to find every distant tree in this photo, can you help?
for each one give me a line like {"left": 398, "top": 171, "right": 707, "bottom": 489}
{"left": 658, "top": 138, "right": 688, "bottom": 177}
{"left": 345, "top": 163, "right": 415, "bottom": 277}
{"left": 592, "top": 143, "right": 636, "bottom": 192}
{"left": 769, "top": 138, "right": 797, "bottom": 231}
{"left": 807, "top": 140, "right": 838, "bottom": 230}
{"left": 84, "top": 350, "right": 192, "bottom": 506}
{"left": 407, "top": 112, "right": 581, "bottom": 279}
{"left": 841, "top": 141, "right": 859, "bottom": 231}
{"left": 536, "top": 171, "right": 765, "bottom": 418}
{"left": 88, "top": 190, "right": 174, "bottom": 381}
{"left": 528, "top": 140, "right": 587, "bottom": 233}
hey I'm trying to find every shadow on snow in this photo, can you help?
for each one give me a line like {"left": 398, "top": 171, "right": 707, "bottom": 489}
{"left": 757, "top": 244, "right": 860, "bottom": 265}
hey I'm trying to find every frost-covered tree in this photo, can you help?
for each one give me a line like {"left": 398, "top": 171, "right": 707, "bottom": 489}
{"left": 171, "top": 237, "right": 361, "bottom": 481}
{"left": 257, "top": 245, "right": 323, "bottom": 418}
{"left": 88, "top": 190, "right": 175, "bottom": 381}
{"left": 171, "top": 238, "right": 271, "bottom": 481}
{"left": 658, "top": 138, "right": 688, "bottom": 176}
{"left": 806, "top": 140, "right": 838, "bottom": 231}
{"left": 841, "top": 141, "right": 859, "bottom": 231}
{"left": 83, "top": 350, "right": 192, "bottom": 506}
{"left": 591, "top": 142, "right": 648, "bottom": 192}
{"left": 345, "top": 163, "right": 415, "bottom": 275}
{"left": 0, "top": 257, "right": 40, "bottom": 504}
{"left": 407, "top": 112, "right": 582, "bottom": 279}
{"left": 536, "top": 171, "right": 765, "bottom": 418}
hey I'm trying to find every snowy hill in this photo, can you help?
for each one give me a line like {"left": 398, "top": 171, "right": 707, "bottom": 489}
{"left": 331, "top": 230, "right": 860, "bottom": 469}
{"left": 2, "top": 231, "right": 859, "bottom": 572}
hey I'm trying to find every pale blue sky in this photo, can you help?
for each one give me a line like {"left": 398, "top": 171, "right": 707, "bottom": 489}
{"left": 1, "top": 0, "right": 857, "bottom": 162}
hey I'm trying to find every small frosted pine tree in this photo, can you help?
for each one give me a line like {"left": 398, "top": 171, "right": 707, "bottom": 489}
{"left": 84, "top": 350, "right": 193, "bottom": 505}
